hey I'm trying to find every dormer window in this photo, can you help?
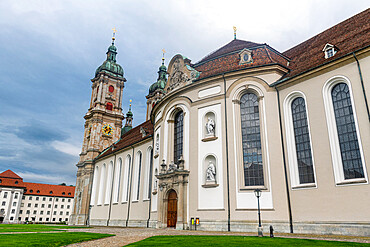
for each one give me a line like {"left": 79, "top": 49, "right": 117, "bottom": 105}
{"left": 323, "top": 43, "right": 337, "bottom": 59}
{"left": 239, "top": 48, "right": 253, "bottom": 64}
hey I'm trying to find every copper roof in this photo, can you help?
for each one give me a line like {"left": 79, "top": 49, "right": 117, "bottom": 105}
{"left": 97, "top": 120, "right": 154, "bottom": 160}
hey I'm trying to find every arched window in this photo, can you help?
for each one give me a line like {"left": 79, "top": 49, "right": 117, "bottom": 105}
{"left": 112, "top": 158, "right": 122, "bottom": 203}
{"left": 144, "top": 147, "right": 153, "bottom": 200}
{"left": 106, "top": 102, "right": 113, "bottom": 111}
{"left": 291, "top": 97, "right": 315, "bottom": 184}
{"left": 121, "top": 155, "right": 131, "bottom": 203}
{"left": 97, "top": 164, "right": 106, "bottom": 205}
{"left": 331, "top": 83, "right": 364, "bottom": 179}
{"left": 133, "top": 152, "right": 142, "bottom": 201}
{"left": 90, "top": 165, "right": 99, "bottom": 205}
{"left": 104, "top": 162, "right": 114, "bottom": 204}
{"left": 174, "top": 111, "right": 184, "bottom": 164}
{"left": 240, "top": 93, "right": 264, "bottom": 186}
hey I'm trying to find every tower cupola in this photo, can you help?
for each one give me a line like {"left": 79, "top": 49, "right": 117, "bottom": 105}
{"left": 95, "top": 30, "right": 124, "bottom": 78}
{"left": 122, "top": 100, "right": 134, "bottom": 136}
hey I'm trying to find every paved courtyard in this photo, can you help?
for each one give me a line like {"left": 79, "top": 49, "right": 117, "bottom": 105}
{"left": 66, "top": 227, "right": 370, "bottom": 246}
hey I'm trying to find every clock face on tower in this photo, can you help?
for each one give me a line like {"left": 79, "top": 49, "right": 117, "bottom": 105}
{"left": 102, "top": 124, "right": 113, "bottom": 136}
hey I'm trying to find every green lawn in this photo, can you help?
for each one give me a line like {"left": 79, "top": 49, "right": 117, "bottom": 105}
{"left": 127, "top": 235, "right": 370, "bottom": 246}
{"left": 0, "top": 224, "right": 88, "bottom": 232}
{"left": 0, "top": 232, "right": 113, "bottom": 246}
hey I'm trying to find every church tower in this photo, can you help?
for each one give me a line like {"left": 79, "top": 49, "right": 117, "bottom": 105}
{"left": 146, "top": 51, "right": 167, "bottom": 120}
{"left": 70, "top": 30, "right": 125, "bottom": 225}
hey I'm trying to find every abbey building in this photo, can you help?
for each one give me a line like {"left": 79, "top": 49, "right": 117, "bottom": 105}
{"left": 70, "top": 9, "right": 370, "bottom": 236}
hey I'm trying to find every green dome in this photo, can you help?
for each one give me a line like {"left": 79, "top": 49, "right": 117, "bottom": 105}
{"left": 149, "top": 61, "right": 167, "bottom": 94}
{"left": 95, "top": 43, "right": 124, "bottom": 78}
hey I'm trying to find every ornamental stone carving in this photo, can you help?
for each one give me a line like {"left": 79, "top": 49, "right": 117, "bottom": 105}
{"left": 166, "top": 55, "right": 200, "bottom": 93}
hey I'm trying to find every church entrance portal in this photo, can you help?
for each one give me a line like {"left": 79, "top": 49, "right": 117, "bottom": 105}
{"left": 167, "top": 190, "right": 177, "bottom": 227}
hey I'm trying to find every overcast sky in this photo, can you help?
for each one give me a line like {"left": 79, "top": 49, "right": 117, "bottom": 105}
{"left": 0, "top": 1, "right": 368, "bottom": 186}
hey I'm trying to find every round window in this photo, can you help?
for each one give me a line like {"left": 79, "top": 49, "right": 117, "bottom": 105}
{"left": 109, "top": 85, "right": 114, "bottom": 93}
{"left": 243, "top": 54, "right": 249, "bottom": 62}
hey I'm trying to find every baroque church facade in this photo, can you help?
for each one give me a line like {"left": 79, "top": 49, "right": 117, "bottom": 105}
{"left": 70, "top": 9, "right": 370, "bottom": 235}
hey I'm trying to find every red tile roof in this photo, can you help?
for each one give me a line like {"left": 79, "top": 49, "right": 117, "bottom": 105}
{"left": 280, "top": 8, "right": 370, "bottom": 81}
{"left": 24, "top": 182, "right": 75, "bottom": 198}
{"left": 193, "top": 44, "right": 289, "bottom": 80}
{"left": 0, "top": 170, "right": 75, "bottom": 198}
{"left": 0, "top": 169, "right": 22, "bottom": 179}
{"left": 97, "top": 120, "right": 154, "bottom": 160}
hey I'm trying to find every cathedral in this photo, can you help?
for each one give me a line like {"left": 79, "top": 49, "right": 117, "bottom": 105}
{"left": 70, "top": 9, "right": 370, "bottom": 236}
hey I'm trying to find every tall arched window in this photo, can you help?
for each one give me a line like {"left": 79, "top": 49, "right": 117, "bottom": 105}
{"left": 121, "top": 155, "right": 131, "bottom": 203}
{"left": 97, "top": 164, "right": 106, "bottom": 205}
{"left": 174, "top": 111, "right": 184, "bottom": 164}
{"left": 291, "top": 97, "right": 315, "bottom": 184}
{"left": 331, "top": 83, "right": 364, "bottom": 179}
{"left": 104, "top": 162, "right": 114, "bottom": 204}
{"left": 240, "top": 93, "right": 264, "bottom": 186}
{"left": 90, "top": 166, "right": 99, "bottom": 205}
{"left": 112, "top": 158, "right": 122, "bottom": 203}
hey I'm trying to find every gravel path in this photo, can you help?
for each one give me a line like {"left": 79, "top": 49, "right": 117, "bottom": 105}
{"left": 65, "top": 227, "right": 370, "bottom": 246}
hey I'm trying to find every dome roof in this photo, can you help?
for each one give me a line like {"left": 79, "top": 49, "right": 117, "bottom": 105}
{"left": 196, "top": 39, "right": 262, "bottom": 65}
{"left": 148, "top": 61, "right": 167, "bottom": 94}
{"left": 95, "top": 43, "right": 124, "bottom": 78}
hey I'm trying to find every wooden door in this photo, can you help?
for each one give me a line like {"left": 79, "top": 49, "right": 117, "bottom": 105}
{"left": 167, "top": 190, "right": 177, "bottom": 227}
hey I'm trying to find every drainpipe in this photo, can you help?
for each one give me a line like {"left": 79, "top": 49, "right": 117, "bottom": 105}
{"left": 86, "top": 160, "right": 96, "bottom": 226}
{"left": 147, "top": 138, "right": 155, "bottom": 228}
{"left": 126, "top": 146, "right": 135, "bottom": 227}
{"left": 222, "top": 73, "right": 231, "bottom": 232}
{"left": 274, "top": 86, "right": 294, "bottom": 233}
{"left": 352, "top": 52, "right": 370, "bottom": 122}
{"left": 107, "top": 151, "right": 117, "bottom": 226}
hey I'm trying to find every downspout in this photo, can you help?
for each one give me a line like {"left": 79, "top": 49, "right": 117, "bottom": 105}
{"left": 274, "top": 86, "right": 294, "bottom": 233}
{"left": 107, "top": 151, "right": 117, "bottom": 226}
{"left": 352, "top": 52, "right": 370, "bottom": 122}
{"left": 126, "top": 146, "right": 135, "bottom": 227}
{"left": 86, "top": 160, "right": 96, "bottom": 226}
{"left": 147, "top": 138, "right": 155, "bottom": 227}
{"left": 222, "top": 73, "right": 231, "bottom": 232}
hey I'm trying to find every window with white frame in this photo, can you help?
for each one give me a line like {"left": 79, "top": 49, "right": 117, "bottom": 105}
{"left": 143, "top": 147, "right": 153, "bottom": 200}
{"left": 323, "top": 76, "right": 367, "bottom": 184}
{"left": 104, "top": 162, "right": 114, "bottom": 204}
{"left": 97, "top": 164, "right": 106, "bottom": 205}
{"left": 112, "top": 158, "right": 122, "bottom": 204}
{"left": 240, "top": 92, "right": 264, "bottom": 186}
{"left": 132, "top": 151, "right": 142, "bottom": 201}
{"left": 323, "top": 43, "right": 337, "bottom": 59}
{"left": 121, "top": 155, "right": 131, "bottom": 203}
{"left": 284, "top": 92, "right": 316, "bottom": 188}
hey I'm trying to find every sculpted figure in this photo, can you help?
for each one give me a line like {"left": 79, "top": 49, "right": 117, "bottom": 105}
{"left": 206, "top": 161, "right": 216, "bottom": 181}
{"left": 205, "top": 117, "right": 215, "bottom": 136}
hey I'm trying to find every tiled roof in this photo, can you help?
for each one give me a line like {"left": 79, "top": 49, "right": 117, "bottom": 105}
{"left": 0, "top": 169, "right": 22, "bottom": 179}
{"left": 280, "top": 8, "right": 370, "bottom": 81}
{"left": 97, "top": 120, "right": 154, "bottom": 160}
{"left": 196, "top": 39, "right": 262, "bottom": 64}
{"left": 24, "top": 182, "right": 75, "bottom": 198}
{"left": 0, "top": 170, "right": 75, "bottom": 198}
{"left": 193, "top": 44, "right": 289, "bottom": 80}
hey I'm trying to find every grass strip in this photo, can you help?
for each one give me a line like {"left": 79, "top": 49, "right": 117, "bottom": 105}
{"left": 127, "top": 235, "right": 370, "bottom": 246}
{"left": 0, "top": 224, "right": 88, "bottom": 232}
{"left": 0, "top": 232, "right": 113, "bottom": 246}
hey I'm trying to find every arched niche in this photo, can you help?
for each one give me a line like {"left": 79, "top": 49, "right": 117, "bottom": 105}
{"left": 202, "top": 111, "right": 218, "bottom": 142}
{"left": 202, "top": 155, "right": 218, "bottom": 188}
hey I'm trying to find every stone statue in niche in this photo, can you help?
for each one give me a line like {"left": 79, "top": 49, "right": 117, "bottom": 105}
{"left": 206, "top": 161, "right": 216, "bottom": 182}
{"left": 205, "top": 117, "right": 215, "bottom": 137}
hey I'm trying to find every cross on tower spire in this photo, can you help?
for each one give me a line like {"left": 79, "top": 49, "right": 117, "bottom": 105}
{"left": 112, "top": 27, "right": 117, "bottom": 44}
{"left": 233, "top": 26, "right": 237, "bottom": 40}
{"left": 162, "top": 49, "right": 166, "bottom": 65}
